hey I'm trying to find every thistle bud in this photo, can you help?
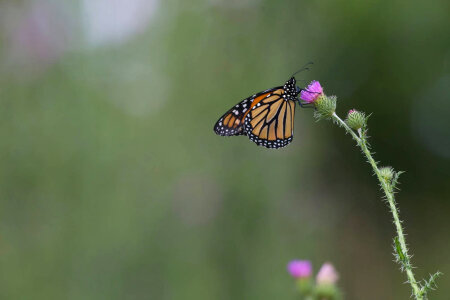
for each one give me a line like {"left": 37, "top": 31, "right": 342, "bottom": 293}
{"left": 345, "top": 109, "right": 366, "bottom": 130}
{"left": 313, "top": 95, "right": 337, "bottom": 120}
{"left": 315, "top": 263, "right": 341, "bottom": 300}
{"left": 379, "top": 166, "right": 394, "bottom": 182}
{"left": 316, "top": 263, "right": 339, "bottom": 285}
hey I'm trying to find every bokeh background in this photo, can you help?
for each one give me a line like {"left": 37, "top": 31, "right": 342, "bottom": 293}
{"left": 0, "top": 0, "right": 449, "bottom": 299}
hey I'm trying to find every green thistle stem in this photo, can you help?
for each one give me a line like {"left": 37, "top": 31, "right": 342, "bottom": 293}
{"left": 331, "top": 113, "right": 422, "bottom": 299}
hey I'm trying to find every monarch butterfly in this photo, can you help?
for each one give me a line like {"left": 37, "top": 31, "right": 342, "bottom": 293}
{"left": 214, "top": 69, "right": 312, "bottom": 149}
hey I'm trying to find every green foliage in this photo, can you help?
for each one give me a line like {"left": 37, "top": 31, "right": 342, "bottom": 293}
{"left": 391, "top": 171, "right": 404, "bottom": 192}
{"left": 394, "top": 237, "right": 406, "bottom": 263}
{"left": 420, "top": 272, "right": 443, "bottom": 299}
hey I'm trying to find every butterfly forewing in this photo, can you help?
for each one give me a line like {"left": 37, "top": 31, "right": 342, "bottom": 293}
{"left": 213, "top": 88, "right": 279, "bottom": 137}
{"left": 213, "top": 98, "right": 249, "bottom": 136}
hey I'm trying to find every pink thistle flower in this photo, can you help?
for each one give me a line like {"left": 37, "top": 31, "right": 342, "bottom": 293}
{"left": 348, "top": 109, "right": 356, "bottom": 115}
{"left": 287, "top": 260, "right": 312, "bottom": 278}
{"left": 300, "top": 80, "right": 323, "bottom": 103}
{"left": 316, "top": 263, "right": 339, "bottom": 285}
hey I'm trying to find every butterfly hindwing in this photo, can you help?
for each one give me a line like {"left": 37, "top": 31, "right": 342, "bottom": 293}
{"left": 243, "top": 89, "right": 296, "bottom": 149}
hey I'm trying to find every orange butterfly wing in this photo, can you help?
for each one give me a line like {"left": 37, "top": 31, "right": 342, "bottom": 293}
{"left": 214, "top": 76, "right": 300, "bottom": 149}
{"left": 213, "top": 88, "right": 279, "bottom": 137}
{"left": 243, "top": 88, "right": 296, "bottom": 149}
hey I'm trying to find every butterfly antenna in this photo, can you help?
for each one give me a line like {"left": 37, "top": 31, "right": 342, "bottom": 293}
{"left": 291, "top": 61, "right": 314, "bottom": 77}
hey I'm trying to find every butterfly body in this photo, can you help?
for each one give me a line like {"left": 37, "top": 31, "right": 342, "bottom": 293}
{"left": 214, "top": 77, "right": 302, "bottom": 149}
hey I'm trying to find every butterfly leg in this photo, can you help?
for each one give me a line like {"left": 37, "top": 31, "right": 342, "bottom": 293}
{"left": 298, "top": 101, "right": 315, "bottom": 109}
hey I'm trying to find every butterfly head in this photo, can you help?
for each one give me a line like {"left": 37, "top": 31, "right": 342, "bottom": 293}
{"left": 284, "top": 77, "right": 300, "bottom": 101}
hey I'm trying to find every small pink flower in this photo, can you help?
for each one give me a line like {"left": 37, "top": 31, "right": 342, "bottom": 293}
{"left": 287, "top": 260, "right": 312, "bottom": 278}
{"left": 348, "top": 109, "right": 356, "bottom": 115}
{"left": 316, "top": 263, "right": 339, "bottom": 285}
{"left": 300, "top": 80, "right": 323, "bottom": 103}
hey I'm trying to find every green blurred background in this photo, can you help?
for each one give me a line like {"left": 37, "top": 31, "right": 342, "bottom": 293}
{"left": 0, "top": 0, "right": 449, "bottom": 299}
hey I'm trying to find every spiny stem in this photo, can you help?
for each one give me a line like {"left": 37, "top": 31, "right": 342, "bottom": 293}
{"left": 331, "top": 112, "right": 422, "bottom": 299}
{"left": 332, "top": 113, "right": 361, "bottom": 143}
